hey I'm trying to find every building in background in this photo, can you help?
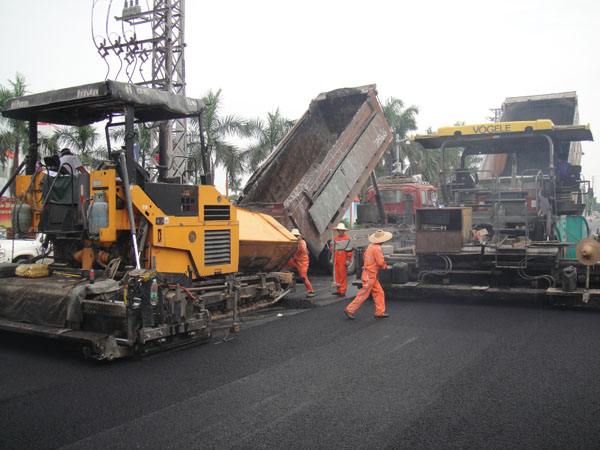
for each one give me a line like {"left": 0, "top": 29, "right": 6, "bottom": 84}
{"left": 0, "top": 152, "right": 15, "bottom": 230}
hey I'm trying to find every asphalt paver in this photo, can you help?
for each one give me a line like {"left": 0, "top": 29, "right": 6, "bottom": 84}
{"left": 1, "top": 275, "right": 600, "bottom": 449}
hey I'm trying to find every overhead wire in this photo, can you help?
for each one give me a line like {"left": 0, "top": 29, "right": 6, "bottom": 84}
{"left": 91, "top": 0, "right": 112, "bottom": 80}
{"left": 120, "top": 7, "right": 134, "bottom": 83}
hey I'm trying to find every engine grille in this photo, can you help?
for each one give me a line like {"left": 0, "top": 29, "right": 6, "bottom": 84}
{"left": 204, "top": 205, "right": 230, "bottom": 221}
{"left": 204, "top": 229, "right": 231, "bottom": 265}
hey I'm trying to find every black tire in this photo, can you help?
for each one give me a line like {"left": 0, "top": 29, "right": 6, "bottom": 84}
{"left": 320, "top": 245, "right": 356, "bottom": 275}
{"left": 317, "top": 246, "right": 333, "bottom": 275}
{"left": 0, "top": 263, "right": 19, "bottom": 278}
{"left": 347, "top": 256, "right": 356, "bottom": 276}
{"left": 12, "top": 255, "right": 32, "bottom": 264}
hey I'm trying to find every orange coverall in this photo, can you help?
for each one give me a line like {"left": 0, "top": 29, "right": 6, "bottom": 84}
{"left": 332, "top": 235, "right": 353, "bottom": 295}
{"left": 345, "top": 243, "right": 388, "bottom": 317}
{"left": 287, "top": 238, "right": 314, "bottom": 293}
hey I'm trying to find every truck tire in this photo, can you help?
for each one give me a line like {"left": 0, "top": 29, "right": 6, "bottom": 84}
{"left": 346, "top": 256, "right": 356, "bottom": 276}
{"left": 318, "top": 245, "right": 356, "bottom": 275}
{"left": 317, "top": 247, "right": 333, "bottom": 275}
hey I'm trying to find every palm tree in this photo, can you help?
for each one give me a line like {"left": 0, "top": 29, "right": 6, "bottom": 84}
{"left": 382, "top": 97, "right": 419, "bottom": 175}
{"left": 0, "top": 73, "right": 28, "bottom": 193}
{"left": 217, "top": 143, "right": 246, "bottom": 194}
{"left": 402, "top": 125, "right": 466, "bottom": 187}
{"left": 110, "top": 123, "right": 155, "bottom": 169}
{"left": 188, "top": 89, "right": 253, "bottom": 194}
{"left": 53, "top": 125, "right": 105, "bottom": 165}
{"left": 401, "top": 140, "right": 441, "bottom": 183}
{"left": 243, "top": 108, "right": 294, "bottom": 173}
{"left": 38, "top": 133, "right": 60, "bottom": 157}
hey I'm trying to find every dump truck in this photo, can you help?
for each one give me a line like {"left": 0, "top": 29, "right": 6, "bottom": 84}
{"left": 0, "top": 81, "right": 297, "bottom": 360}
{"left": 239, "top": 85, "right": 393, "bottom": 264}
{"left": 381, "top": 116, "right": 600, "bottom": 309}
{"left": 482, "top": 92, "right": 583, "bottom": 180}
{"left": 358, "top": 175, "right": 438, "bottom": 225}
{"left": 503, "top": 91, "right": 582, "bottom": 166}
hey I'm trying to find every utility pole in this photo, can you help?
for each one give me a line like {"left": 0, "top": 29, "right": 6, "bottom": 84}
{"left": 95, "top": 0, "right": 187, "bottom": 180}
{"left": 488, "top": 107, "right": 502, "bottom": 122}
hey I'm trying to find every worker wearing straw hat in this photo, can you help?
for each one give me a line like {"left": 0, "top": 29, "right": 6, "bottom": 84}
{"left": 331, "top": 223, "right": 353, "bottom": 296}
{"left": 287, "top": 228, "right": 316, "bottom": 298}
{"left": 344, "top": 229, "right": 392, "bottom": 319}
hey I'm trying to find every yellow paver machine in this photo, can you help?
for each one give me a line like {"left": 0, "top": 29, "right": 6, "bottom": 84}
{"left": 0, "top": 81, "right": 297, "bottom": 359}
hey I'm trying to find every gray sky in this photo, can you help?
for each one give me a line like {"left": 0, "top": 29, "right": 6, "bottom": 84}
{"left": 1, "top": 0, "right": 599, "bottom": 190}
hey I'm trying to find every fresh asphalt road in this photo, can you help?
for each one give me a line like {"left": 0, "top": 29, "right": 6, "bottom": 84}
{"left": 2, "top": 276, "right": 600, "bottom": 449}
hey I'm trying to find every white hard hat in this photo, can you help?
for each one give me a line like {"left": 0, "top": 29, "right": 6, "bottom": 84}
{"left": 290, "top": 228, "right": 301, "bottom": 237}
{"left": 335, "top": 223, "right": 348, "bottom": 231}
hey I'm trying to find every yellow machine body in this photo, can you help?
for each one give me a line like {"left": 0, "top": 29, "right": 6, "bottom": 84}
{"left": 16, "top": 169, "right": 239, "bottom": 279}
{"left": 14, "top": 172, "right": 44, "bottom": 233}
{"left": 414, "top": 120, "right": 593, "bottom": 149}
{"left": 0, "top": 80, "right": 295, "bottom": 359}
{"left": 435, "top": 119, "right": 554, "bottom": 137}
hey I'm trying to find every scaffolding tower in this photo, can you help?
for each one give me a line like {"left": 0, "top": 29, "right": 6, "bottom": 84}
{"left": 96, "top": 0, "right": 187, "bottom": 179}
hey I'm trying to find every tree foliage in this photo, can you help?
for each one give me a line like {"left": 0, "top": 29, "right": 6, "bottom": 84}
{"left": 381, "top": 102, "right": 482, "bottom": 187}
{"left": 243, "top": 108, "right": 294, "bottom": 173}
{"left": 381, "top": 97, "right": 419, "bottom": 175}
{"left": 53, "top": 125, "right": 106, "bottom": 165}
{"left": 110, "top": 124, "right": 155, "bottom": 170}
{"left": 0, "top": 73, "right": 28, "bottom": 169}
{"left": 189, "top": 89, "right": 254, "bottom": 193}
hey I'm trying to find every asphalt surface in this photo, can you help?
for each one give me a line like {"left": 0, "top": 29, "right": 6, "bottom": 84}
{"left": 2, "top": 276, "right": 600, "bottom": 449}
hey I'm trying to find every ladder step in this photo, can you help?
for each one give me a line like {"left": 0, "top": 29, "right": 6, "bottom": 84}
{"left": 495, "top": 263, "right": 527, "bottom": 269}
{"left": 496, "top": 247, "right": 527, "bottom": 252}
{"left": 496, "top": 229, "right": 527, "bottom": 236}
{"left": 495, "top": 199, "right": 528, "bottom": 203}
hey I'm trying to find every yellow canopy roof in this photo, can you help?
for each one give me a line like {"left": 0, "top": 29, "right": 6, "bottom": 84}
{"left": 414, "top": 120, "right": 593, "bottom": 149}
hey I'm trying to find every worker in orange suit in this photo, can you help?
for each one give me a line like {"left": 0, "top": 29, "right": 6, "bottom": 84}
{"left": 344, "top": 229, "right": 392, "bottom": 319}
{"left": 287, "top": 228, "right": 316, "bottom": 298}
{"left": 331, "top": 223, "right": 353, "bottom": 296}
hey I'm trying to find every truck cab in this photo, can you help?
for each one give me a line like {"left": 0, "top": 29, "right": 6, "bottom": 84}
{"left": 362, "top": 176, "right": 437, "bottom": 225}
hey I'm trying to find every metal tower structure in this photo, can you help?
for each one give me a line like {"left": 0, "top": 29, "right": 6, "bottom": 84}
{"left": 94, "top": 0, "right": 187, "bottom": 179}
{"left": 488, "top": 107, "right": 503, "bottom": 123}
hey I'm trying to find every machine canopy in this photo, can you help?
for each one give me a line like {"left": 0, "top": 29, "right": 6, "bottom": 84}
{"left": 414, "top": 120, "right": 593, "bottom": 149}
{"left": 1, "top": 80, "right": 203, "bottom": 126}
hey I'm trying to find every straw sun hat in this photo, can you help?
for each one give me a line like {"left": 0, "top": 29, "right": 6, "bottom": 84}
{"left": 368, "top": 229, "right": 393, "bottom": 244}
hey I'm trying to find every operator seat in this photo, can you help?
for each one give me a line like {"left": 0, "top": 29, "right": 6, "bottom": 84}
{"left": 39, "top": 160, "right": 88, "bottom": 234}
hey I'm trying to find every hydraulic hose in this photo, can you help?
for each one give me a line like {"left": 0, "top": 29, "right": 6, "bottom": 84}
{"left": 118, "top": 153, "right": 141, "bottom": 269}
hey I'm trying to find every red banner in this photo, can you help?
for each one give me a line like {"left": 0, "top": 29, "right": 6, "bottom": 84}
{"left": 0, "top": 196, "right": 16, "bottom": 227}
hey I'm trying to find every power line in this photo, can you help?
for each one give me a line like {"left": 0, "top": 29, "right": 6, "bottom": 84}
{"left": 92, "top": 0, "right": 188, "bottom": 179}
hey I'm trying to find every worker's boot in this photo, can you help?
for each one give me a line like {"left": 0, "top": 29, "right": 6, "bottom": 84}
{"left": 307, "top": 292, "right": 316, "bottom": 298}
{"left": 374, "top": 313, "right": 390, "bottom": 319}
{"left": 344, "top": 310, "right": 355, "bottom": 320}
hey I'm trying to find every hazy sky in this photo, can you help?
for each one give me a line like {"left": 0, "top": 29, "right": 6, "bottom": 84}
{"left": 1, "top": 0, "right": 598, "bottom": 190}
